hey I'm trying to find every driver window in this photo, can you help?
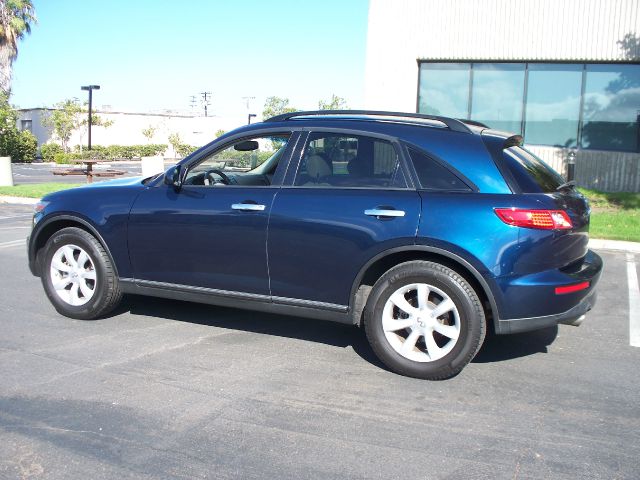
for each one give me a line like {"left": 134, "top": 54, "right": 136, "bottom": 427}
{"left": 184, "top": 134, "right": 290, "bottom": 186}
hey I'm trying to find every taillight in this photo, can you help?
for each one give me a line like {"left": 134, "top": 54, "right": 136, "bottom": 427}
{"left": 494, "top": 208, "right": 573, "bottom": 230}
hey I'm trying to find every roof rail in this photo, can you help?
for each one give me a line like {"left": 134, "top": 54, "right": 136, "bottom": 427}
{"left": 265, "top": 110, "right": 473, "bottom": 134}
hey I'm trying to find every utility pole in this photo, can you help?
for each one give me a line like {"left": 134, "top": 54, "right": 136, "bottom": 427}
{"left": 200, "top": 91, "right": 212, "bottom": 117}
{"left": 189, "top": 95, "right": 197, "bottom": 112}
{"left": 80, "top": 85, "right": 100, "bottom": 150}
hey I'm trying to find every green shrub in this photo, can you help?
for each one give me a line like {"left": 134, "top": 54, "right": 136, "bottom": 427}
{"left": 176, "top": 143, "right": 198, "bottom": 157}
{"left": 16, "top": 130, "right": 38, "bottom": 163}
{"left": 41, "top": 143, "right": 64, "bottom": 162}
{"left": 53, "top": 152, "right": 70, "bottom": 164}
{"left": 71, "top": 144, "right": 167, "bottom": 160}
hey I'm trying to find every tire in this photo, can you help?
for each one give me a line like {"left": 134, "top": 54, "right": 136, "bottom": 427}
{"left": 364, "top": 260, "right": 485, "bottom": 380}
{"left": 41, "top": 227, "right": 123, "bottom": 320}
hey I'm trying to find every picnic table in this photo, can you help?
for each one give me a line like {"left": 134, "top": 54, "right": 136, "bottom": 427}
{"left": 52, "top": 159, "right": 126, "bottom": 183}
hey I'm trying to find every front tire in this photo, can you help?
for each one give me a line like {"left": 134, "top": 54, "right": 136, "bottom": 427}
{"left": 364, "top": 261, "right": 485, "bottom": 380}
{"left": 41, "top": 227, "right": 123, "bottom": 320}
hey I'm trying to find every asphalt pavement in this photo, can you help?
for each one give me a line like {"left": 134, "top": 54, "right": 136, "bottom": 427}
{"left": 0, "top": 203, "right": 638, "bottom": 479}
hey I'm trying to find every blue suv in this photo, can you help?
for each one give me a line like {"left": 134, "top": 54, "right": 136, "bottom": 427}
{"left": 28, "top": 111, "right": 602, "bottom": 379}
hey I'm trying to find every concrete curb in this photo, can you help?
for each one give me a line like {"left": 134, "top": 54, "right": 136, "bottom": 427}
{"left": 589, "top": 238, "right": 640, "bottom": 254}
{"left": 0, "top": 195, "right": 39, "bottom": 205}
{"left": 0, "top": 194, "right": 639, "bottom": 253}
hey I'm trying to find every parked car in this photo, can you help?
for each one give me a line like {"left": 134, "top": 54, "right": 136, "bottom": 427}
{"left": 27, "top": 110, "right": 602, "bottom": 379}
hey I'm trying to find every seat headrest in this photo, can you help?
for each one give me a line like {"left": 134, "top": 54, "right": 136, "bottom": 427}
{"left": 306, "top": 154, "right": 332, "bottom": 179}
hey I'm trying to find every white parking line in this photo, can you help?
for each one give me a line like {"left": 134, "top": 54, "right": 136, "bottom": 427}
{"left": 627, "top": 253, "right": 640, "bottom": 348}
{"left": 0, "top": 239, "right": 25, "bottom": 249}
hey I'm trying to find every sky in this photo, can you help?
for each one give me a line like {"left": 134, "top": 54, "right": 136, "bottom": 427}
{"left": 10, "top": 0, "right": 370, "bottom": 117}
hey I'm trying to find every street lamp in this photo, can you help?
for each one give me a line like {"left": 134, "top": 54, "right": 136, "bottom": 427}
{"left": 81, "top": 85, "right": 100, "bottom": 150}
{"left": 248, "top": 113, "right": 257, "bottom": 124}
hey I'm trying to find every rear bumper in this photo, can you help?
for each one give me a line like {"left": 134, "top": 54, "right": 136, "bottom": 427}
{"left": 495, "top": 288, "right": 598, "bottom": 334}
{"left": 494, "top": 249, "right": 603, "bottom": 334}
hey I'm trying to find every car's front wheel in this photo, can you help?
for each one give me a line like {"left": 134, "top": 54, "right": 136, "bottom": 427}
{"left": 41, "top": 227, "right": 122, "bottom": 319}
{"left": 364, "top": 261, "right": 485, "bottom": 380}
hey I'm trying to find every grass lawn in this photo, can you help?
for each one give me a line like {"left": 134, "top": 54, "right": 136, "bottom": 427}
{"left": 0, "top": 183, "right": 83, "bottom": 199}
{"left": 580, "top": 189, "right": 640, "bottom": 243}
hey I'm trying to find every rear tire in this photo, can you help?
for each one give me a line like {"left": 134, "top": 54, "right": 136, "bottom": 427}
{"left": 41, "top": 227, "right": 122, "bottom": 320}
{"left": 364, "top": 261, "right": 485, "bottom": 380}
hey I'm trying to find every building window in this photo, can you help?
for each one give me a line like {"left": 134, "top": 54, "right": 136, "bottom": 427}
{"left": 20, "top": 120, "right": 32, "bottom": 132}
{"left": 524, "top": 64, "right": 583, "bottom": 148}
{"left": 470, "top": 63, "right": 525, "bottom": 134}
{"left": 418, "top": 63, "right": 470, "bottom": 118}
{"left": 582, "top": 64, "right": 640, "bottom": 152}
{"left": 417, "top": 61, "right": 640, "bottom": 152}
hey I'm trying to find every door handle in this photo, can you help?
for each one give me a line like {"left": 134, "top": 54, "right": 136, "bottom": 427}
{"left": 364, "top": 208, "right": 405, "bottom": 218}
{"left": 231, "top": 203, "right": 266, "bottom": 212}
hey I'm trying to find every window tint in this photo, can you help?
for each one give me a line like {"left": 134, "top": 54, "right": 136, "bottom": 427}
{"left": 408, "top": 148, "right": 471, "bottom": 191}
{"left": 294, "top": 133, "right": 406, "bottom": 188}
{"left": 503, "top": 147, "right": 565, "bottom": 193}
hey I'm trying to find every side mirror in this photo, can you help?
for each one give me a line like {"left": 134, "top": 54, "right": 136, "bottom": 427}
{"left": 234, "top": 140, "right": 259, "bottom": 152}
{"left": 164, "top": 165, "right": 182, "bottom": 192}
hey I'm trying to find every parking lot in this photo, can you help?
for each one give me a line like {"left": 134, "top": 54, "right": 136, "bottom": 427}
{"left": 0, "top": 202, "right": 638, "bottom": 479}
{"left": 10, "top": 162, "right": 175, "bottom": 184}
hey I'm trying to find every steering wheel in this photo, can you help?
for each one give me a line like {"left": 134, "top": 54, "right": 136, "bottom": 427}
{"left": 205, "top": 169, "right": 232, "bottom": 185}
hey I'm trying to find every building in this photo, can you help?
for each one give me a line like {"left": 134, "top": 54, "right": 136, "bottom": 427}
{"left": 365, "top": 0, "right": 640, "bottom": 192}
{"left": 17, "top": 108, "right": 245, "bottom": 156}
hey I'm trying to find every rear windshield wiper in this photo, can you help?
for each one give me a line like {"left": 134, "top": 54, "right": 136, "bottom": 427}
{"left": 556, "top": 180, "right": 576, "bottom": 192}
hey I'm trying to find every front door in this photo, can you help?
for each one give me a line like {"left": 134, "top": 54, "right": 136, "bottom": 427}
{"left": 128, "top": 132, "right": 294, "bottom": 296}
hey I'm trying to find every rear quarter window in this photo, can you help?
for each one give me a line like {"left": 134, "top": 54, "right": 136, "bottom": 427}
{"left": 503, "top": 147, "right": 565, "bottom": 193}
{"left": 408, "top": 148, "right": 471, "bottom": 191}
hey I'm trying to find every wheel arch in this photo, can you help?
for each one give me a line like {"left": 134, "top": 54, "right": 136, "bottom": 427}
{"left": 29, "top": 215, "right": 119, "bottom": 278}
{"left": 349, "top": 246, "right": 501, "bottom": 331}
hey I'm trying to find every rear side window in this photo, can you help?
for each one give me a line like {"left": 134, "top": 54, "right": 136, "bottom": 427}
{"left": 503, "top": 147, "right": 565, "bottom": 193}
{"left": 408, "top": 148, "right": 471, "bottom": 191}
{"left": 294, "top": 133, "right": 407, "bottom": 188}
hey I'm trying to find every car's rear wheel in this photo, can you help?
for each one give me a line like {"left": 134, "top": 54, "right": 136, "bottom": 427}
{"left": 41, "top": 227, "right": 122, "bottom": 319}
{"left": 364, "top": 260, "right": 485, "bottom": 380}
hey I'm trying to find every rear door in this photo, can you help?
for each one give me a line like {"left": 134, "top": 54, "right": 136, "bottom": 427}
{"left": 267, "top": 130, "right": 422, "bottom": 308}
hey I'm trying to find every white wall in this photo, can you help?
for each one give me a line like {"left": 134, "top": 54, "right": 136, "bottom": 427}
{"left": 17, "top": 109, "right": 246, "bottom": 152}
{"left": 365, "top": 0, "right": 640, "bottom": 112}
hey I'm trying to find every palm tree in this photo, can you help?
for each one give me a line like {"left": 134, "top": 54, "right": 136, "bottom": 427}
{"left": 0, "top": 0, "right": 36, "bottom": 94}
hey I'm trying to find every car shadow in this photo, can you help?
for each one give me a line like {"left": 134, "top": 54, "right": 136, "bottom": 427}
{"left": 472, "top": 325, "right": 559, "bottom": 363}
{"left": 116, "top": 294, "right": 390, "bottom": 370}
{"left": 115, "top": 295, "right": 559, "bottom": 369}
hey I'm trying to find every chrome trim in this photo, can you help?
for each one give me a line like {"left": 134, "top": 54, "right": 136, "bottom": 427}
{"left": 364, "top": 209, "right": 405, "bottom": 217}
{"left": 231, "top": 203, "right": 266, "bottom": 211}
{"left": 271, "top": 296, "right": 347, "bottom": 312}
{"left": 122, "top": 278, "right": 348, "bottom": 312}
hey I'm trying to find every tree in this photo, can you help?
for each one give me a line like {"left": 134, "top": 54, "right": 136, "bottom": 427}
{"left": 0, "top": 0, "right": 36, "bottom": 93}
{"left": 318, "top": 94, "right": 348, "bottom": 110}
{"left": 262, "top": 96, "right": 296, "bottom": 120}
{"left": 215, "top": 129, "right": 226, "bottom": 138}
{"left": 142, "top": 125, "right": 157, "bottom": 143}
{"left": 0, "top": 91, "right": 36, "bottom": 161}
{"left": 42, "top": 98, "right": 112, "bottom": 151}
